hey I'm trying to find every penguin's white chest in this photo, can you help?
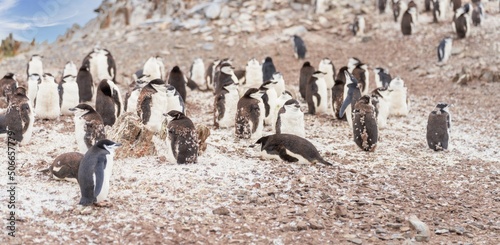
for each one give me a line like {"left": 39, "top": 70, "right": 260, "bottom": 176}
{"left": 279, "top": 110, "right": 305, "bottom": 138}
{"left": 376, "top": 97, "right": 391, "bottom": 129}
{"left": 389, "top": 89, "right": 409, "bottom": 116}
{"left": 264, "top": 89, "right": 278, "bottom": 126}
{"left": 74, "top": 116, "right": 88, "bottom": 153}
{"left": 166, "top": 95, "right": 184, "bottom": 114}
{"left": 28, "top": 79, "right": 38, "bottom": 106}
{"left": 252, "top": 100, "right": 265, "bottom": 140}
{"left": 95, "top": 153, "right": 114, "bottom": 202}
{"left": 191, "top": 64, "right": 205, "bottom": 87}
{"left": 218, "top": 90, "right": 239, "bottom": 128}
{"left": 147, "top": 92, "right": 168, "bottom": 132}
{"left": 126, "top": 89, "right": 141, "bottom": 113}
{"left": 35, "top": 82, "right": 60, "bottom": 119}
{"left": 60, "top": 80, "right": 80, "bottom": 115}
{"left": 313, "top": 79, "right": 328, "bottom": 114}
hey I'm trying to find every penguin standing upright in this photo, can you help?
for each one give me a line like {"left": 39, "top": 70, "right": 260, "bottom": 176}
{"left": 426, "top": 103, "right": 451, "bottom": 151}
{"left": 0, "top": 73, "right": 18, "bottom": 104}
{"left": 83, "top": 47, "right": 116, "bottom": 83}
{"left": 59, "top": 61, "right": 80, "bottom": 115}
{"left": 142, "top": 56, "right": 165, "bottom": 81}
{"left": 259, "top": 80, "right": 278, "bottom": 128}
{"left": 378, "top": 0, "right": 387, "bottom": 14}
{"left": 276, "top": 99, "right": 305, "bottom": 138}
{"left": 35, "top": 73, "right": 60, "bottom": 120}
{"left": 350, "top": 15, "right": 366, "bottom": 36}
{"left": 76, "top": 61, "right": 94, "bottom": 104}
{"left": 262, "top": 57, "right": 276, "bottom": 82}
{"left": 401, "top": 7, "right": 415, "bottom": 35}
{"left": 339, "top": 71, "right": 362, "bottom": 128}
{"left": 70, "top": 103, "right": 106, "bottom": 153}
{"left": 164, "top": 110, "right": 198, "bottom": 164}
{"left": 373, "top": 67, "right": 392, "bottom": 89}
{"left": 332, "top": 67, "right": 348, "bottom": 120}
{"left": 124, "top": 73, "right": 148, "bottom": 113}
{"left": 190, "top": 58, "right": 206, "bottom": 89}
{"left": 26, "top": 54, "right": 43, "bottom": 106}
{"left": 205, "top": 59, "right": 221, "bottom": 92}
{"left": 306, "top": 71, "right": 328, "bottom": 115}
{"left": 255, "top": 134, "right": 332, "bottom": 165}
{"left": 5, "top": 87, "right": 34, "bottom": 144}
{"left": 96, "top": 79, "right": 122, "bottom": 126}
{"left": 235, "top": 88, "right": 264, "bottom": 140}
{"left": 214, "top": 81, "right": 239, "bottom": 129}
{"left": 352, "top": 95, "right": 378, "bottom": 151}
{"left": 215, "top": 64, "right": 239, "bottom": 95}
{"left": 392, "top": 0, "right": 401, "bottom": 22}
{"left": 137, "top": 79, "right": 168, "bottom": 132}
{"left": 454, "top": 5, "right": 470, "bottom": 39}
{"left": 387, "top": 77, "right": 409, "bottom": 116}
{"left": 471, "top": 2, "right": 483, "bottom": 26}
{"left": 78, "top": 139, "right": 121, "bottom": 206}
{"left": 275, "top": 91, "right": 293, "bottom": 118}
{"left": 293, "top": 35, "right": 307, "bottom": 59}
{"left": 437, "top": 37, "right": 453, "bottom": 63}
{"left": 318, "top": 58, "right": 336, "bottom": 110}
{"left": 244, "top": 58, "right": 263, "bottom": 90}
{"left": 299, "top": 62, "right": 315, "bottom": 100}
{"left": 271, "top": 72, "right": 286, "bottom": 98}
{"left": 166, "top": 85, "right": 185, "bottom": 114}
{"left": 370, "top": 87, "right": 391, "bottom": 129}
{"left": 348, "top": 57, "right": 370, "bottom": 95}
{"left": 168, "top": 66, "right": 187, "bottom": 103}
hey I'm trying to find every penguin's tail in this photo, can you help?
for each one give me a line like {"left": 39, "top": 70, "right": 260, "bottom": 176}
{"left": 319, "top": 158, "right": 333, "bottom": 166}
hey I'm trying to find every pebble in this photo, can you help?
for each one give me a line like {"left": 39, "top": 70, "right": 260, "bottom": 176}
{"left": 212, "top": 206, "right": 230, "bottom": 215}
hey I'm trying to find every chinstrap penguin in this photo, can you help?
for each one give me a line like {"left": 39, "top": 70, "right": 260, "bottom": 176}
{"left": 293, "top": 35, "right": 307, "bottom": 59}
{"left": 276, "top": 99, "right": 305, "bottom": 138}
{"left": 164, "top": 110, "right": 198, "bottom": 164}
{"left": 262, "top": 57, "right": 276, "bottom": 82}
{"left": 255, "top": 134, "right": 332, "bottom": 166}
{"left": 235, "top": 88, "right": 264, "bottom": 140}
{"left": 299, "top": 61, "right": 315, "bottom": 100}
{"left": 426, "top": 103, "right": 451, "bottom": 151}
{"left": 47, "top": 152, "right": 83, "bottom": 182}
{"left": 352, "top": 95, "right": 378, "bottom": 151}
{"left": 437, "top": 37, "right": 453, "bottom": 64}
{"left": 35, "top": 73, "right": 60, "bottom": 120}
{"left": 214, "top": 81, "right": 239, "bottom": 129}
{"left": 168, "top": 66, "right": 187, "bottom": 103}
{"left": 339, "top": 70, "right": 362, "bottom": 128}
{"left": 4, "top": 87, "right": 34, "bottom": 144}
{"left": 166, "top": 85, "right": 185, "bottom": 114}
{"left": 137, "top": 79, "right": 168, "bottom": 132}
{"left": 306, "top": 71, "right": 328, "bottom": 115}
{"left": 70, "top": 103, "right": 106, "bottom": 153}
{"left": 190, "top": 58, "right": 206, "bottom": 89}
{"left": 78, "top": 139, "right": 121, "bottom": 206}
{"left": 76, "top": 61, "right": 94, "bottom": 104}
{"left": 59, "top": 61, "right": 80, "bottom": 115}
{"left": 26, "top": 55, "right": 43, "bottom": 106}
{"left": 96, "top": 79, "right": 122, "bottom": 126}
{"left": 387, "top": 77, "right": 409, "bottom": 116}
{"left": 373, "top": 67, "right": 392, "bottom": 89}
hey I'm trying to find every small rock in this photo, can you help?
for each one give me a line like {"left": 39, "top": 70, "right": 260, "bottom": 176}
{"left": 451, "top": 226, "right": 466, "bottom": 235}
{"left": 318, "top": 16, "right": 330, "bottom": 28}
{"left": 282, "top": 25, "right": 308, "bottom": 36}
{"left": 408, "top": 215, "right": 430, "bottom": 242}
{"left": 297, "top": 221, "right": 308, "bottom": 231}
{"left": 309, "top": 219, "right": 324, "bottom": 230}
{"left": 435, "top": 228, "right": 449, "bottom": 234}
{"left": 387, "top": 223, "right": 403, "bottom": 229}
{"left": 335, "top": 205, "right": 348, "bottom": 217}
{"left": 205, "top": 3, "right": 221, "bottom": 19}
{"left": 212, "top": 206, "right": 230, "bottom": 216}
{"left": 202, "top": 43, "right": 214, "bottom": 51}
{"left": 347, "top": 238, "right": 363, "bottom": 245}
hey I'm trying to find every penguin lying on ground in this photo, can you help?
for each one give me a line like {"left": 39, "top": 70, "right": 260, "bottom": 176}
{"left": 39, "top": 152, "right": 84, "bottom": 183}
{"left": 254, "top": 134, "right": 332, "bottom": 166}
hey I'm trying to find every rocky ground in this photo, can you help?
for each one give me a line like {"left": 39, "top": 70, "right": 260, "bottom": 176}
{"left": 1, "top": 0, "right": 499, "bottom": 244}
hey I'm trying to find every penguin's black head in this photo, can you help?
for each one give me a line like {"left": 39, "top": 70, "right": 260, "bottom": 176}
{"left": 358, "top": 95, "right": 371, "bottom": 105}
{"left": 302, "top": 61, "right": 311, "bottom": 67}
{"left": 243, "top": 88, "right": 260, "bottom": 97}
{"left": 436, "top": 103, "right": 449, "bottom": 112}
{"left": 171, "top": 66, "right": 182, "bottom": 74}
{"left": 264, "top": 57, "right": 273, "bottom": 63}
{"left": 70, "top": 103, "right": 96, "bottom": 113}
{"left": 95, "top": 139, "right": 122, "bottom": 152}
{"left": 163, "top": 110, "right": 185, "bottom": 120}
{"left": 98, "top": 79, "right": 113, "bottom": 96}
{"left": 282, "top": 90, "right": 293, "bottom": 97}
{"left": 255, "top": 136, "right": 269, "bottom": 150}
{"left": 149, "top": 79, "right": 166, "bottom": 85}
{"left": 15, "top": 87, "right": 27, "bottom": 96}
{"left": 337, "top": 66, "right": 349, "bottom": 81}
{"left": 3, "top": 73, "right": 15, "bottom": 79}
{"left": 284, "top": 99, "right": 300, "bottom": 108}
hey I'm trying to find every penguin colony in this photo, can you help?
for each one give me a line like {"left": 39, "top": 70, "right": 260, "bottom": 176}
{"left": 1, "top": 0, "right": 483, "bottom": 207}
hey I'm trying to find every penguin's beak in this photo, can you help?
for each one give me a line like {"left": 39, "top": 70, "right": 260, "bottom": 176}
{"left": 294, "top": 104, "right": 300, "bottom": 109}
{"left": 114, "top": 143, "right": 122, "bottom": 147}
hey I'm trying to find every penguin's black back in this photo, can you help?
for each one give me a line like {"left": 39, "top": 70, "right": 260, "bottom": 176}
{"left": 76, "top": 63, "right": 93, "bottom": 103}
{"left": 262, "top": 57, "right": 276, "bottom": 82}
{"left": 299, "top": 62, "right": 315, "bottom": 99}
{"left": 168, "top": 66, "right": 187, "bottom": 102}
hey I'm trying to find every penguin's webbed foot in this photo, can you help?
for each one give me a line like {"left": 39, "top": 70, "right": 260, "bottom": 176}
{"left": 94, "top": 201, "right": 113, "bottom": 208}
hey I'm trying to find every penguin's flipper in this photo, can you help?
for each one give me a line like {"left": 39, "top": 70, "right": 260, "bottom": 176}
{"left": 139, "top": 95, "right": 152, "bottom": 123}
{"left": 339, "top": 94, "right": 352, "bottom": 118}
{"left": 112, "top": 88, "right": 122, "bottom": 117}
{"left": 277, "top": 145, "right": 299, "bottom": 162}
{"left": 249, "top": 104, "right": 261, "bottom": 133}
{"left": 20, "top": 103, "right": 31, "bottom": 133}
{"left": 93, "top": 155, "right": 106, "bottom": 197}
{"left": 168, "top": 128, "right": 179, "bottom": 161}
{"left": 58, "top": 82, "right": 64, "bottom": 108}
{"left": 186, "top": 77, "right": 199, "bottom": 90}
{"left": 262, "top": 93, "right": 270, "bottom": 117}
{"left": 215, "top": 93, "right": 225, "bottom": 122}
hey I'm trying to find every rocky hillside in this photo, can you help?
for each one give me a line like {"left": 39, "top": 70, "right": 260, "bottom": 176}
{"left": 1, "top": 0, "right": 499, "bottom": 244}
